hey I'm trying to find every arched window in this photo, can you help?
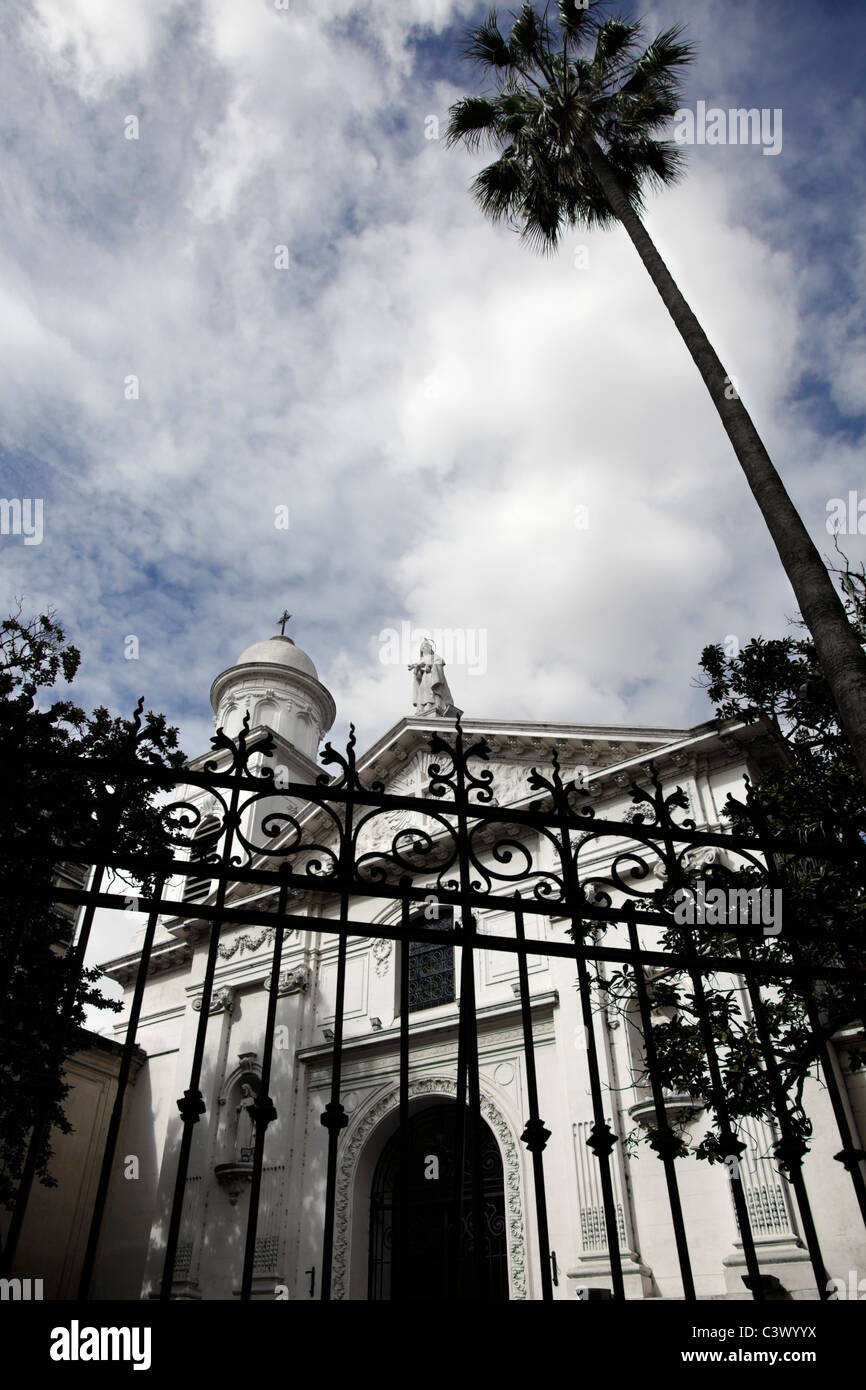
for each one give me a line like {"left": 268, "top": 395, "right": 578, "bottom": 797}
{"left": 184, "top": 817, "right": 221, "bottom": 904}
{"left": 407, "top": 910, "right": 455, "bottom": 1012}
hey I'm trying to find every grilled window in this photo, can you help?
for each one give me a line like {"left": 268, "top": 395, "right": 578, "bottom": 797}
{"left": 407, "top": 912, "right": 455, "bottom": 1012}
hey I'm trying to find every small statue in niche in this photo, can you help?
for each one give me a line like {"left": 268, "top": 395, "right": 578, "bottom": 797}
{"left": 235, "top": 1081, "right": 257, "bottom": 1162}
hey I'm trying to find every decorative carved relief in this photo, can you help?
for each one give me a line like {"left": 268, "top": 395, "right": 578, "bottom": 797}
{"left": 484, "top": 760, "right": 591, "bottom": 806}
{"left": 372, "top": 938, "right": 392, "bottom": 977}
{"left": 263, "top": 964, "right": 309, "bottom": 995}
{"left": 682, "top": 845, "right": 731, "bottom": 873}
{"left": 657, "top": 844, "right": 730, "bottom": 884}
{"left": 192, "top": 986, "right": 235, "bottom": 1014}
{"left": 360, "top": 803, "right": 440, "bottom": 854}
{"left": 620, "top": 787, "right": 691, "bottom": 827}
{"left": 484, "top": 762, "right": 534, "bottom": 805}
{"left": 218, "top": 927, "right": 277, "bottom": 961}
{"left": 330, "top": 1076, "right": 527, "bottom": 1301}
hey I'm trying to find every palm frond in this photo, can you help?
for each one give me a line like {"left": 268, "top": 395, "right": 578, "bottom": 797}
{"left": 444, "top": 96, "right": 502, "bottom": 151}
{"left": 624, "top": 136, "right": 688, "bottom": 191}
{"left": 607, "top": 89, "right": 683, "bottom": 138}
{"left": 462, "top": 10, "right": 512, "bottom": 70}
{"left": 557, "top": 0, "right": 595, "bottom": 38}
{"left": 601, "top": 133, "right": 685, "bottom": 209}
{"left": 518, "top": 176, "right": 565, "bottom": 252}
{"left": 470, "top": 155, "right": 525, "bottom": 220}
{"left": 620, "top": 25, "right": 695, "bottom": 97}
{"left": 509, "top": 2, "right": 550, "bottom": 63}
{"left": 568, "top": 55, "right": 596, "bottom": 96}
{"left": 592, "top": 19, "right": 641, "bottom": 77}
{"left": 499, "top": 86, "right": 541, "bottom": 118}
{"left": 643, "top": 24, "right": 695, "bottom": 74}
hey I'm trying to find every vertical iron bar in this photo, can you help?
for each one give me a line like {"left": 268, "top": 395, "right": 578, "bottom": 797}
{"left": 0, "top": 859, "right": 108, "bottom": 1276}
{"left": 450, "top": 722, "right": 486, "bottom": 1300}
{"left": 395, "top": 887, "right": 411, "bottom": 1300}
{"left": 513, "top": 896, "right": 553, "bottom": 1300}
{"left": 160, "top": 761, "right": 244, "bottom": 1299}
{"left": 648, "top": 772, "right": 763, "bottom": 1300}
{"left": 625, "top": 905, "right": 696, "bottom": 1300}
{"left": 77, "top": 871, "right": 167, "bottom": 1299}
{"left": 556, "top": 783, "right": 625, "bottom": 1299}
{"left": 240, "top": 876, "right": 289, "bottom": 1300}
{"left": 792, "top": 959, "right": 866, "bottom": 1224}
{"left": 679, "top": 927, "right": 765, "bottom": 1299}
{"left": 461, "top": 916, "right": 486, "bottom": 1300}
{"left": 736, "top": 936, "right": 830, "bottom": 1299}
{"left": 319, "top": 732, "right": 357, "bottom": 1299}
{"left": 752, "top": 806, "right": 866, "bottom": 1226}
{"left": 450, "top": 934, "right": 469, "bottom": 1300}
{"left": 319, "top": 923, "right": 348, "bottom": 1300}
{"left": 572, "top": 938, "right": 625, "bottom": 1298}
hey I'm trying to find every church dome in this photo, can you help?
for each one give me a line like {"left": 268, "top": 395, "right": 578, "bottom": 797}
{"left": 210, "top": 630, "right": 335, "bottom": 764}
{"left": 234, "top": 635, "right": 318, "bottom": 681}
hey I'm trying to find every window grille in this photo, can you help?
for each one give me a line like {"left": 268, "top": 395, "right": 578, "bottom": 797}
{"left": 407, "top": 912, "right": 455, "bottom": 1012}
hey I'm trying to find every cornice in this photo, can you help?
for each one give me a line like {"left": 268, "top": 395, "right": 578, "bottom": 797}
{"left": 297, "top": 989, "right": 559, "bottom": 1066}
{"left": 101, "top": 936, "right": 194, "bottom": 986}
{"left": 352, "top": 715, "right": 771, "bottom": 794}
{"left": 209, "top": 661, "right": 336, "bottom": 733}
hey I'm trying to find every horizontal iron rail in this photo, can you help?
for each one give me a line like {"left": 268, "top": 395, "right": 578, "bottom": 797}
{"left": 11, "top": 801, "right": 861, "bottom": 870}
{"left": 38, "top": 881, "right": 866, "bottom": 985}
{"left": 7, "top": 748, "right": 864, "bottom": 868}
{"left": 29, "top": 846, "right": 866, "bottom": 950}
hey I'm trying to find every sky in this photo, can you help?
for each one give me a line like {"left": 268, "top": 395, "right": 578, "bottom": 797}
{"left": 3, "top": 0, "right": 866, "bottom": 1003}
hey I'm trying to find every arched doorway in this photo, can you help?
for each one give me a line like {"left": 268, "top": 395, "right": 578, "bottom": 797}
{"left": 368, "top": 1102, "right": 509, "bottom": 1300}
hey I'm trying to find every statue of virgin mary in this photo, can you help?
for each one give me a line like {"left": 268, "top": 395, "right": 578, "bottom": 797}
{"left": 409, "top": 638, "right": 462, "bottom": 719}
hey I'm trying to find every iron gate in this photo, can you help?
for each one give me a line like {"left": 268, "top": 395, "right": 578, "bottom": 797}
{"left": 2, "top": 711, "right": 865, "bottom": 1301}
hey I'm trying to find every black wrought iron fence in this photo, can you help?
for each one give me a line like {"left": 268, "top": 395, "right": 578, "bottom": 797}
{"left": 2, "top": 713, "right": 865, "bottom": 1301}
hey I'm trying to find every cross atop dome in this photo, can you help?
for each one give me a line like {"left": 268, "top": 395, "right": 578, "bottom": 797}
{"left": 277, "top": 609, "right": 292, "bottom": 636}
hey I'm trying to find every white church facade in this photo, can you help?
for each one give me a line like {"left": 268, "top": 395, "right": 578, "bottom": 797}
{"left": 92, "top": 631, "right": 866, "bottom": 1301}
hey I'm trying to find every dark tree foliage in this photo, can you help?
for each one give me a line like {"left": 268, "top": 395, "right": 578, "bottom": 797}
{"left": 597, "top": 568, "right": 866, "bottom": 1168}
{"left": 0, "top": 607, "right": 186, "bottom": 1210}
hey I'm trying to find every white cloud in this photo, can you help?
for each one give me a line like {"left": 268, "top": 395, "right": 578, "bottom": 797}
{"left": 22, "top": 0, "right": 182, "bottom": 100}
{"left": 0, "top": 0, "right": 862, "bottom": 774}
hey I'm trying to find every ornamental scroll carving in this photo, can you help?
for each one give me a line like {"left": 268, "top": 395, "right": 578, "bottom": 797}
{"left": 192, "top": 986, "right": 235, "bottom": 1014}
{"left": 262, "top": 964, "right": 309, "bottom": 996}
{"left": 330, "top": 1077, "right": 527, "bottom": 1301}
{"left": 656, "top": 844, "right": 731, "bottom": 884}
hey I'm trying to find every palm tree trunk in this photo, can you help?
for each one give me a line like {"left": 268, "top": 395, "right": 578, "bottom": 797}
{"left": 583, "top": 138, "right": 866, "bottom": 786}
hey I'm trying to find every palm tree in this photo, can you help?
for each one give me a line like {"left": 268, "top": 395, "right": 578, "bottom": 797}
{"left": 446, "top": 1, "right": 866, "bottom": 786}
